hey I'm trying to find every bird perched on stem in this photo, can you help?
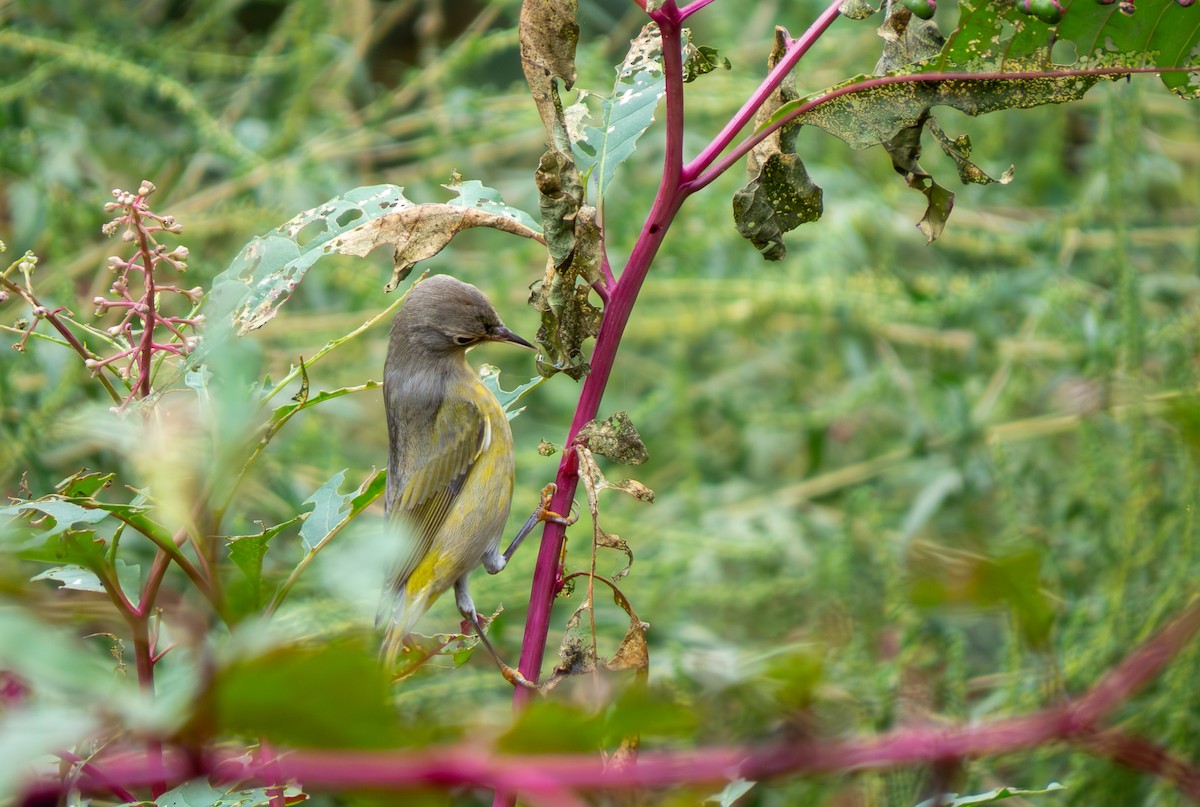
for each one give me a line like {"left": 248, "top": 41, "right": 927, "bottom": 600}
{"left": 378, "top": 274, "right": 547, "bottom": 685}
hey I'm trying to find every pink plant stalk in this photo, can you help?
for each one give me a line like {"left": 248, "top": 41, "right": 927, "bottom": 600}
{"left": 21, "top": 599, "right": 1200, "bottom": 802}
{"left": 90, "top": 180, "right": 203, "bottom": 411}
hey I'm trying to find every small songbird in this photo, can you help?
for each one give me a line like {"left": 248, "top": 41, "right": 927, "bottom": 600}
{"left": 378, "top": 274, "right": 537, "bottom": 676}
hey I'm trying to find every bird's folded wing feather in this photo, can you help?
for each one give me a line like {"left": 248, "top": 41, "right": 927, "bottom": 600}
{"left": 382, "top": 398, "right": 489, "bottom": 598}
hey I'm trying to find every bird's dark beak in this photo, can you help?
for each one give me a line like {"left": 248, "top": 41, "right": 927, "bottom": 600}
{"left": 492, "top": 326, "right": 536, "bottom": 350}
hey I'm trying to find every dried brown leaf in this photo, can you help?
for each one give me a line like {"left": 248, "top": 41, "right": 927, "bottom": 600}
{"left": 575, "top": 411, "right": 649, "bottom": 465}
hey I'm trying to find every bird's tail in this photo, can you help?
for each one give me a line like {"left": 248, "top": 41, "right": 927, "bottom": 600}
{"left": 376, "top": 584, "right": 428, "bottom": 669}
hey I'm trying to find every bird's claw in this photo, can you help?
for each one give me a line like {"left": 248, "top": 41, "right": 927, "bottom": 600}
{"left": 537, "top": 483, "right": 579, "bottom": 527}
{"left": 500, "top": 664, "right": 537, "bottom": 689}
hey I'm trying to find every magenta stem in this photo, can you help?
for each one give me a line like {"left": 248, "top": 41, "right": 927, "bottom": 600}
{"left": 681, "top": 0, "right": 844, "bottom": 184}
{"left": 688, "top": 64, "right": 1197, "bottom": 192}
{"left": 510, "top": 6, "right": 689, "bottom": 709}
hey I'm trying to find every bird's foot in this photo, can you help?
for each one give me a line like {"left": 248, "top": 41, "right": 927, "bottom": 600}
{"left": 537, "top": 483, "right": 579, "bottom": 527}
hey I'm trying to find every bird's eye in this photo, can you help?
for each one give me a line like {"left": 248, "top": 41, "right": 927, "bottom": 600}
{"left": 452, "top": 335, "right": 476, "bottom": 346}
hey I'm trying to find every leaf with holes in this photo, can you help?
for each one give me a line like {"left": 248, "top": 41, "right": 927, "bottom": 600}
{"left": 210, "top": 184, "right": 542, "bottom": 335}
{"left": 568, "top": 23, "right": 667, "bottom": 205}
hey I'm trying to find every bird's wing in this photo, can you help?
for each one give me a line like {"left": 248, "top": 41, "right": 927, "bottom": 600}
{"left": 383, "top": 397, "right": 491, "bottom": 597}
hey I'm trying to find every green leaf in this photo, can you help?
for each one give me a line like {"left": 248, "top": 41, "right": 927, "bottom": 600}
{"left": 706, "top": 779, "right": 757, "bottom": 807}
{"left": 603, "top": 682, "right": 698, "bottom": 743}
{"left": 913, "top": 782, "right": 1066, "bottom": 806}
{"left": 299, "top": 470, "right": 350, "bottom": 553}
{"left": 226, "top": 516, "right": 304, "bottom": 614}
{"left": 972, "top": 550, "right": 1056, "bottom": 648}
{"left": 445, "top": 178, "right": 541, "bottom": 232}
{"left": 732, "top": 152, "right": 823, "bottom": 260}
{"left": 0, "top": 499, "right": 112, "bottom": 539}
{"left": 1163, "top": 396, "right": 1200, "bottom": 467}
{"left": 30, "top": 558, "right": 139, "bottom": 604}
{"left": 269, "top": 381, "right": 381, "bottom": 427}
{"left": 497, "top": 700, "right": 608, "bottom": 754}
{"left": 32, "top": 564, "right": 104, "bottom": 593}
{"left": 0, "top": 607, "right": 123, "bottom": 704}
{"left": 53, "top": 470, "right": 115, "bottom": 498}
{"left": 478, "top": 364, "right": 544, "bottom": 419}
{"left": 156, "top": 778, "right": 306, "bottom": 806}
{"left": 784, "top": 0, "right": 1200, "bottom": 145}
{"left": 568, "top": 22, "right": 667, "bottom": 204}
{"left": 208, "top": 184, "right": 543, "bottom": 335}
{"left": 682, "top": 42, "right": 731, "bottom": 83}
{"left": 297, "top": 469, "right": 385, "bottom": 555}
{"left": 208, "top": 634, "right": 397, "bottom": 748}
{"left": 929, "top": 120, "right": 1014, "bottom": 186}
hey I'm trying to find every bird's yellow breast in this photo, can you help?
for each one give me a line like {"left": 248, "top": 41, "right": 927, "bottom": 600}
{"left": 401, "top": 377, "right": 515, "bottom": 607}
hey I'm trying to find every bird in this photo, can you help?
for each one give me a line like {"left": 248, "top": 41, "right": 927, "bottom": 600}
{"left": 378, "top": 273, "right": 542, "bottom": 684}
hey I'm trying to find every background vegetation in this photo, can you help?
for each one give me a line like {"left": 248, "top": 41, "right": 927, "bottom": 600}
{"left": 1, "top": 0, "right": 1198, "bottom": 804}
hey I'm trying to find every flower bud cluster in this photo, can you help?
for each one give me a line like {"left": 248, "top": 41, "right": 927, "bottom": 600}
{"left": 88, "top": 181, "right": 205, "bottom": 411}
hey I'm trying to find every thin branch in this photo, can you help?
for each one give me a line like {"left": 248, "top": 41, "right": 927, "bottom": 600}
{"left": 688, "top": 65, "right": 1200, "bottom": 192}
{"left": 0, "top": 275, "right": 124, "bottom": 403}
{"left": 1075, "top": 729, "right": 1200, "bottom": 799}
{"left": 55, "top": 751, "right": 137, "bottom": 804}
{"left": 681, "top": 0, "right": 843, "bottom": 183}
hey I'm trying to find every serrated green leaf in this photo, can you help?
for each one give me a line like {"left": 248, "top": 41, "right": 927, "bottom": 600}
{"left": 765, "top": 0, "right": 1200, "bottom": 158}
{"left": 478, "top": 364, "right": 544, "bottom": 419}
{"left": 0, "top": 499, "right": 112, "bottom": 539}
{"left": 299, "top": 470, "right": 349, "bottom": 553}
{"left": 568, "top": 22, "right": 666, "bottom": 203}
{"left": 226, "top": 516, "right": 303, "bottom": 614}
{"left": 53, "top": 470, "right": 115, "bottom": 498}
{"left": 31, "top": 559, "right": 141, "bottom": 606}
{"left": 32, "top": 564, "right": 104, "bottom": 593}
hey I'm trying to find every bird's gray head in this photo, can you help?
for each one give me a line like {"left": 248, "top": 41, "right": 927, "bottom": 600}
{"left": 390, "top": 275, "right": 534, "bottom": 357}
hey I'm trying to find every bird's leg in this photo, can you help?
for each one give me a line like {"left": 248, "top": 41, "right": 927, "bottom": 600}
{"left": 454, "top": 576, "right": 535, "bottom": 689}
{"left": 484, "top": 484, "right": 579, "bottom": 574}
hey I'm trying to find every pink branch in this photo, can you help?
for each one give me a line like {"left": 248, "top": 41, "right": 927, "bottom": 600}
{"left": 511, "top": 7, "right": 691, "bottom": 709}
{"left": 55, "top": 751, "right": 138, "bottom": 804}
{"left": 687, "top": 64, "right": 1200, "bottom": 192}
{"left": 1077, "top": 730, "right": 1200, "bottom": 798}
{"left": 681, "top": 0, "right": 844, "bottom": 183}
{"left": 20, "top": 565, "right": 1200, "bottom": 807}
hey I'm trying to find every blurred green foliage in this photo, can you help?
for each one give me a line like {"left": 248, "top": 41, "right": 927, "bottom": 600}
{"left": 1, "top": 1, "right": 1199, "bottom": 805}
